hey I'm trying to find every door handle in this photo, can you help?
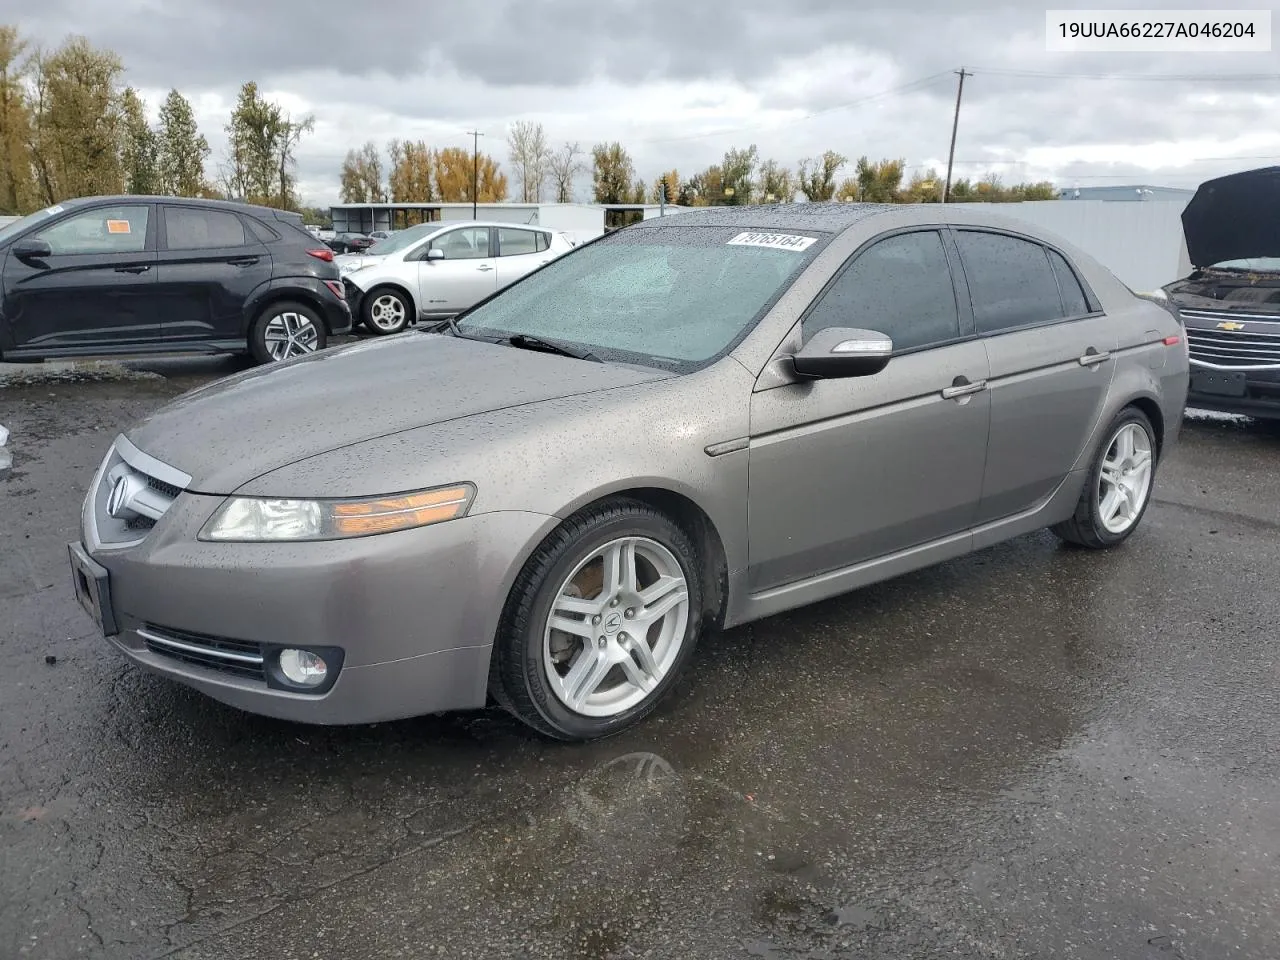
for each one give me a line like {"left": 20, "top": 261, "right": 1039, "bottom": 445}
{"left": 941, "top": 376, "right": 987, "bottom": 400}
{"left": 476, "top": 264, "right": 493, "bottom": 272}
{"left": 1078, "top": 348, "right": 1110, "bottom": 367}
{"left": 115, "top": 265, "right": 150, "bottom": 274}
{"left": 227, "top": 256, "right": 260, "bottom": 267}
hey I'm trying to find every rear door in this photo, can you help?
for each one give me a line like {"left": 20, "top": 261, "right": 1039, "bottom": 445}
{"left": 155, "top": 204, "right": 273, "bottom": 342}
{"left": 950, "top": 228, "right": 1119, "bottom": 525}
{"left": 494, "top": 227, "right": 554, "bottom": 289}
{"left": 3, "top": 202, "right": 158, "bottom": 354}
{"left": 415, "top": 225, "right": 497, "bottom": 315}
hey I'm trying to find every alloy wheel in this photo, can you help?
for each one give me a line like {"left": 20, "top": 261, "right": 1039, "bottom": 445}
{"left": 1096, "top": 422, "right": 1154, "bottom": 534}
{"left": 542, "top": 536, "right": 691, "bottom": 718}
{"left": 368, "top": 293, "right": 407, "bottom": 332}
{"left": 263, "top": 311, "right": 320, "bottom": 360}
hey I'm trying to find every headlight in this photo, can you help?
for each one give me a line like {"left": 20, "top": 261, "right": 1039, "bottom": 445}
{"left": 200, "top": 483, "right": 475, "bottom": 542}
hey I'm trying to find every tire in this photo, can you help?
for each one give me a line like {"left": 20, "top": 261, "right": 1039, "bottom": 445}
{"left": 489, "top": 498, "right": 704, "bottom": 741}
{"left": 1052, "top": 405, "right": 1158, "bottom": 549}
{"left": 361, "top": 286, "right": 411, "bottom": 336}
{"left": 248, "top": 300, "right": 327, "bottom": 364}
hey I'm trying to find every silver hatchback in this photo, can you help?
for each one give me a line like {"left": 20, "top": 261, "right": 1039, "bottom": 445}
{"left": 68, "top": 203, "right": 1189, "bottom": 741}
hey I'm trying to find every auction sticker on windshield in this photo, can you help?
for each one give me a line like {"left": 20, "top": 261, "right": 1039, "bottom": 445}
{"left": 726, "top": 232, "right": 817, "bottom": 252}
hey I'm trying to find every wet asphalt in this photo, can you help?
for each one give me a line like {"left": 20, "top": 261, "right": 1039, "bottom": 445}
{"left": 1, "top": 353, "right": 1279, "bottom": 960}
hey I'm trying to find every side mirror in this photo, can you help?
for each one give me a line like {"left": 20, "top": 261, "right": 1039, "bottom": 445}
{"left": 13, "top": 238, "right": 53, "bottom": 261}
{"left": 425, "top": 248, "right": 445, "bottom": 261}
{"left": 791, "top": 327, "right": 893, "bottom": 379}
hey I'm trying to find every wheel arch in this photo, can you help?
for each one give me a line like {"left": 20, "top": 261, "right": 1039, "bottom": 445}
{"left": 244, "top": 286, "right": 329, "bottom": 336}
{"left": 1126, "top": 393, "right": 1165, "bottom": 455}
{"left": 507, "top": 483, "right": 731, "bottom": 633}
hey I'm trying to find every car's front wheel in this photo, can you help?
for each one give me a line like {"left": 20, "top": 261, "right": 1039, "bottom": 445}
{"left": 248, "top": 300, "right": 327, "bottom": 364}
{"left": 1052, "top": 405, "right": 1158, "bottom": 548}
{"left": 362, "top": 286, "right": 411, "bottom": 335}
{"left": 490, "top": 499, "right": 704, "bottom": 741}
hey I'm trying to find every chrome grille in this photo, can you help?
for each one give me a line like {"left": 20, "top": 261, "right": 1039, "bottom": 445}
{"left": 139, "top": 625, "right": 266, "bottom": 682}
{"left": 1182, "top": 310, "right": 1280, "bottom": 370}
{"left": 87, "top": 435, "right": 191, "bottom": 545}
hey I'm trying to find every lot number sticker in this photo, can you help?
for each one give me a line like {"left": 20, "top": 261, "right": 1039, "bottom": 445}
{"left": 726, "top": 232, "right": 817, "bottom": 252}
{"left": 106, "top": 219, "right": 132, "bottom": 234}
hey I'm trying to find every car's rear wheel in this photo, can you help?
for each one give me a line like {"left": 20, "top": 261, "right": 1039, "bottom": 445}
{"left": 248, "top": 300, "right": 327, "bottom": 364}
{"left": 1052, "top": 406, "right": 1157, "bottom": 548}
{"left": 362, "top": 287, "right": 411, "bottom": 335}
{"left": 489, "top": 499, "right": 703, "bottom": 741}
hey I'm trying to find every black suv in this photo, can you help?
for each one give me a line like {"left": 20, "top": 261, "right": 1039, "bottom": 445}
{"left": 0, "top": 196, "right": 352, "bottom": 365}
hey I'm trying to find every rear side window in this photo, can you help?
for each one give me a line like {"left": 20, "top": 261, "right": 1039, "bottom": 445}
{"left": 1047, "top": 248, "right": 1089, "bottom": 316}
{"left": 498, "top": 227, "right": 538, "bottom": 256}
{"left": 535, "top": 231, "right": 550, "bottom": 253}
{"left": 954, "top": 230, "right": 1064, "bottom": 334}
{"left": 804, "top": 229, "right": 960, "bottom": 352}
{"left": 164, "top": 207, "right": 247, "bottom": 250}
{"left": 245, "top": 216, "right": 281, "bottom": 244}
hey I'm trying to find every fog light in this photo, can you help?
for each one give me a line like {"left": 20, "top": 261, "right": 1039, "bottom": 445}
{"left": 278, "top": 648, "right": 328, "bottom": 686}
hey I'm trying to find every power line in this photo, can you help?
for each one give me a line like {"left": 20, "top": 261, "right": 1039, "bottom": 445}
{"left": 635, "top": 70, "right": 955, "bottom": 145}
{"left": 969, "top": 67, "right": 1280, "bottom": 82}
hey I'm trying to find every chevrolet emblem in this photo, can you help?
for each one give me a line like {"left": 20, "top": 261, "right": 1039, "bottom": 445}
{"left": 1216, "top": 320, "right": 1246, "bottom": 331}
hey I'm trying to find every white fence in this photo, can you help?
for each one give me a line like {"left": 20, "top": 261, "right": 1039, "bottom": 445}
{"left": 946, "top": 199, "right": 1191, "bottom": 293}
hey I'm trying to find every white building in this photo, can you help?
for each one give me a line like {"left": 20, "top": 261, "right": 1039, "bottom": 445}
{"left": 329, "top": 202, "right": 685, "bottom": 245}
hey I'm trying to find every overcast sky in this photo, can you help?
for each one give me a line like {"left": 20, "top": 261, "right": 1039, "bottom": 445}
{"left": 13, "top": 0, "right": 1280, "bottom": 206}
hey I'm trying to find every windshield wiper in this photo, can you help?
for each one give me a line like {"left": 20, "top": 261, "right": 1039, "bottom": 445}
{"left": 504, "top": 333, "right": 600, "bottom": 362}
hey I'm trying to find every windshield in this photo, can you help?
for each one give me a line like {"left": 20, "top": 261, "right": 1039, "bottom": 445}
{"left": 453, "top": 225, "right": 828, "bottom": 371}
{"left": 365, "top": 223, "right": 437, "bottom": 256}
{"left": 0, "top": 203, "right": 71, "bottom": 246}
{"left": 1209, "top": 257, "right": 1280, "bottom": 273}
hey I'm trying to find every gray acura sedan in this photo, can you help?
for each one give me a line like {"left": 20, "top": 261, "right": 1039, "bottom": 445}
{"left": 68, "top": 204, "right": 1189, "bottom": 741}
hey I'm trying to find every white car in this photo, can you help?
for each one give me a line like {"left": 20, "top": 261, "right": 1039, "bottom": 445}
{"left": 336, "top": 221, "right": 576, "bottom": 335}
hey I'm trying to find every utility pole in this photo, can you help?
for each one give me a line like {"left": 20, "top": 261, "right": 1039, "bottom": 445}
{"left": 466, "top": 130, "right": 483, "bottom": 218}
{"left": 942, "top": 68, "right": 969, "bottom": 204}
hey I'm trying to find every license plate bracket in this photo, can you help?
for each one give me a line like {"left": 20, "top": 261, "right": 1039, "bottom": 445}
{"left": 1192, "top": 370, "right": 1248, "bottom": 398}
{"left": 67, "top": 542, "right": 118, "bottom": 637}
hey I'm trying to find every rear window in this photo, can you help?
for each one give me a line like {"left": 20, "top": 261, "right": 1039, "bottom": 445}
{"left": 245, "top": 216, "right": 281, "bottom": 243}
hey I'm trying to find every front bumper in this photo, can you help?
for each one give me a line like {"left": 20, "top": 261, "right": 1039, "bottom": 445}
{"left": 1181, "top": 309, "right": 1280, "bottom": 418}
{"left": 1187, "top": 366, "right": 1280, "bottom": 419}
{"left": 72, "top": 489, "right": 558, "bottom": 725}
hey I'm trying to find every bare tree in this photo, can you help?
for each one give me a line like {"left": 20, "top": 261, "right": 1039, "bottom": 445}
{"left": 506, "top": 120, "right": 551, "bottom": 202}
{"left": 547, "top": 140, "right": 586, "bottom": 203}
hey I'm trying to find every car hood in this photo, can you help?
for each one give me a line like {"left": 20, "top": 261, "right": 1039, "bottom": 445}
{"left": 125, "top": 334, "right": 673, "bottom": 494}
{"left": 1181, "top": 166, "right": 1280, "bottom": 268}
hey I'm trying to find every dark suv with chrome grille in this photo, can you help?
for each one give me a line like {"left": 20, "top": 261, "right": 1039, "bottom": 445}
{"left": 0, "top": 196, "right": 351, "bottom": 365}
{"left": 1165, "top": 166, "right": 1280, "bottom": 419}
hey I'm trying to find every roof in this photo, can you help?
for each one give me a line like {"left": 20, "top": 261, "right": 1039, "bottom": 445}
{"left": 629, "top": 202, "right": 897, "bottom": 233}
{"left": 66, "top": 195, "right": 302, "bottom": 219}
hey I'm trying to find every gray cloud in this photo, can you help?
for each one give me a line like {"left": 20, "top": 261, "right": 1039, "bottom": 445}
{"left": 13, "top": 0, "right": 1280, "bottom": 204}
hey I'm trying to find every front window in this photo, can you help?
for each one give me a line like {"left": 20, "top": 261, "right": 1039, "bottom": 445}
{"left": 0, "top": 203, "right": 74, "bottom": 246}
{"left": 453, "top": 225, "right": 828, "bottom": 371}
{"left": 34, "top": 204, "right": 150, "bottom": 255}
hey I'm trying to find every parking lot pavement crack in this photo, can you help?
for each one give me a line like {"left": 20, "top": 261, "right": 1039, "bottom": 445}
{"left": 148, "top": 822, "right": 476, "bottom": 959}
{"left": 1152, "top": 496, "right": 1280, "bottom": 533}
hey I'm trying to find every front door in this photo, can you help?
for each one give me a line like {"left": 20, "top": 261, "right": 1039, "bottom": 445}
{"left": 3, "top": 203, "right": 158, "bottom": 355}
{"left": 415, "top": 225, "right": 497, "bottom": 316}
{"left": 949, "top": 228, "right": 1119, "bottom": 524}
{"left": 747, "top": 228, "right": 992, "bottom": 592}
{"left": 155, "top": 204, "right": 273, "bottom": 342}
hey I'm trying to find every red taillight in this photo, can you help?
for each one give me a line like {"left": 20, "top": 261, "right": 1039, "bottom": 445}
{"left": 1163, "top": 335, "right": 1181, "bottom": 346}
{"left": 307, "top": 247, "right": 334, "bottom": 262}
{"left": 324, "top": 280, "right": 345, "bottom": 299}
